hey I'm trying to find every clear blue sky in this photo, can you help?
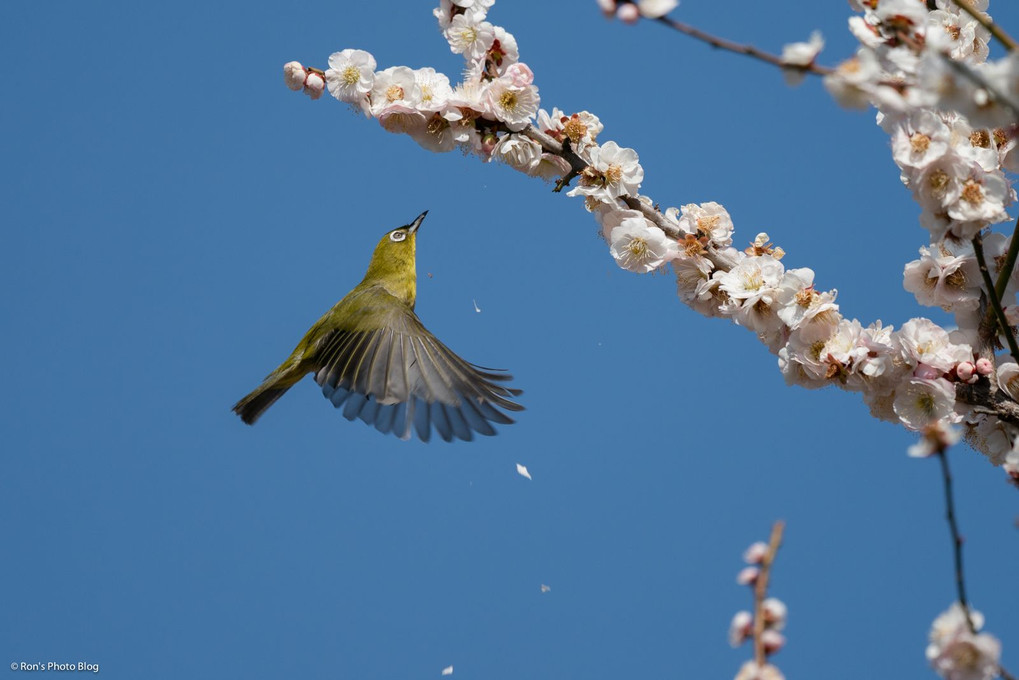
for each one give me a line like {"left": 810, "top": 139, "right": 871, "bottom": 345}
{"left": 3, "top": 2, "right": 1017, "bottom": 678}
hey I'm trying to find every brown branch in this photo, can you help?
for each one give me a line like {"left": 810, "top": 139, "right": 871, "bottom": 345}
{"left": 653, "top": 15, "right": 832, "bottom": 77}
{"left": 752, "top": 521, "right": 785, "bottom": 668}
{"left": 935, "top": 450, "right": 976, "bottom": 634}
{"left": 953, "top": 0, "right": 1018, "bottom": 52}
{"left": 973, "top": 232, "right": 1019, "bottom": 364}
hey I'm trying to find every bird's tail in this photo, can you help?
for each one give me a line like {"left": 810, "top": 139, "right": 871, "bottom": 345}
{"left": 232, "top": 376, "right": 297, "bottom": 425}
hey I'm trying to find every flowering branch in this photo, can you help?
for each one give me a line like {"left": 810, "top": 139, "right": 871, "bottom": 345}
{"left": 652, "top": 14, "right": 832, "bottom": 78}
{"left": 752, "top": 521, "right": 785, "bottom": 669}
{"left": 953, "top": 0, "right": 1018, "bottom": 51}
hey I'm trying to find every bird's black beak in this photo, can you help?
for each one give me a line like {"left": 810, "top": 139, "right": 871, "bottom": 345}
{"left": 408, "top": 210, "right": 428, "bottom": 234}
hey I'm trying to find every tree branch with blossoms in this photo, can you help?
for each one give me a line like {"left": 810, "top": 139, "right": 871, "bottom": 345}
{"left": 281, "top": 0, "right": 1019, "bottom": 676}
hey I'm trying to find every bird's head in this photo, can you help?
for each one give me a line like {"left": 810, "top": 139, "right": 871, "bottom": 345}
{"left": 362, "top": 211, "right": 428, "bottom": 304}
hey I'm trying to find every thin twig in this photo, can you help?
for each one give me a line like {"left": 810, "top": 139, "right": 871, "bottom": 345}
{"left": 993, "top": 213, "right": 1019, "bottom": 303}
{"left": 973, "top": 232, "right": 1019, "bottom": 364}
{"left": 935, "top": 450, "right": 976, "bottom": 634}
{"left": 953, "top": 0, "right": 1018, "bottom": 52}
{"left": 653, "top": 15, "right": 832, "bottom": 77}
{"left": 752, "top": 521, "right": 785, "bottom": 668}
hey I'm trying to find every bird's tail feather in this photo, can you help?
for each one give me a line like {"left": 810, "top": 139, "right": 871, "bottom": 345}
{"left": 233, "top": 381, "right": 293, "bottom": 425}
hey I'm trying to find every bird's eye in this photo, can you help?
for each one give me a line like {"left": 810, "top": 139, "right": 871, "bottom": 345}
{"left": 390, "top": 230, "right": 406, "bottom": 242}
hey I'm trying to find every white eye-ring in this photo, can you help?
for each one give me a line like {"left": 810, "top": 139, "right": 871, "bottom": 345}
{"left": 390, "top": 230, "right": 406, "bottom": 242}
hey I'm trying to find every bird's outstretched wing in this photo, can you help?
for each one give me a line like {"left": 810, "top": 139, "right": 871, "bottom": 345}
{"left": 311, "top": 309, "right": 523, "bottom": 442}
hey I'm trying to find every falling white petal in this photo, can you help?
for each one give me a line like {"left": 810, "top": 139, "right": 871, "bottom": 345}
{"left": 540, "top": 584, "right": 551, "bottom": 593}
{"left": 441, "top": 665, "right": 453, "bottom": 676}
{"left": 473, "top": 299, "right": 482, "bottom": 313}
{"left": 516, "top": 463, "right": 531, "bottom": 480}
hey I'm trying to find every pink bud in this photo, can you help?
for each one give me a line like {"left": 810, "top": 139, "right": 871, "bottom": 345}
{"left": 596, "top": 0, "right": 617, "bottom": 16}
{"left": 617, "top": 3, "right": 640, "bottom": 23}
{"left": 956, "top": 361, "right": 975, "bottom": 382}
{"left": 743, "top": 541, "right": 769, "bottom": 564}
{"left": 304, "top": 73, "right": 325, "bottom": 100}
{"left": 761, "top": 629, "right": 786, "bottom": 655}
{"left": 480, "top": 132, "right": 499, "bottom": 156}
{"left": 505, "top": 62, "right": 534, "bottom": 87}
{"left": 976, "top": 357, "right": 995, "bottom": 375}
{"left": 729, "top": 610, "right": 754, "bottom": 647}
{"left": 283, "top": 61, "right": 306, "bottom": 91}
{"left": 736, "top": 566, "right": 759, "bottom": 586}
{"left": 762, "top": 598, "right": 787, "bottom": 629}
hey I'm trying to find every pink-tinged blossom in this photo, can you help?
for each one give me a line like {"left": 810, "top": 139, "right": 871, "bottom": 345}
{"left": 760, "top": 629, "right": 786, "bottom": 655}
{"left": 762, "top": 598, "right": 787, "bottom": 630}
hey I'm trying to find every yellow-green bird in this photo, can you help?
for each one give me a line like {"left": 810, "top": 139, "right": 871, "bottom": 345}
{"left": 232, "top": 211, "right": 522, "bottom": 442}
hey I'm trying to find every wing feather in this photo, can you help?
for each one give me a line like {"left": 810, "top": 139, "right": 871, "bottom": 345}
{"left": 311, "top": 297, "right": 522, "bottom": 441}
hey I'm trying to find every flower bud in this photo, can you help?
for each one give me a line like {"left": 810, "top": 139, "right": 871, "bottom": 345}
{"left": 762, "top": 598, "right": 787, "bottom": 630}
{"left": 304, "top": 73, "right": 325, "bottom": 100}
{"left": 743, "top": 541, "right": 769, "bottom": 564}
{"left": 617, "top": 3, "right": 640, "bottom": 23}
{"left": 283, "top": 61, "right": 306, "bottom": 91}
{"left": 737, "top": 566, "right": 760, "bottom": 585}
{"left": 956, "top": 361, "right": 975, "bottom": 383}
{"left": 761, "top": 629, "right": 786, "bottom": 655}
{"left": 729, "top": 610, "right": 753, "bottom": 647}
{"left": 975, "top": 357, "right": 994, "bottom": 375}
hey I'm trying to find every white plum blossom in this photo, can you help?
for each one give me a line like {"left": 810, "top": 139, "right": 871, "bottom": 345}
{"left": 370, "top": 66, "right": 422, "bottom": 118}
{"left": 734, "top": 661, "right": 784, "bottom": 680}
{"left": 444, "top": 13, "right": 495, "bottom": 62}
{"left": 414, "top": 67, "right": 454, "bottom": 112}
{"left": 492, "top": 133, "right": 543, "bottom": 175}
{"left": 926, "top": 603, "right": 1002, "bottom": 680}
{"left": 568, "top": 141, "right": 643, "bottom": 206}
{"left": 886, "top": 110, "right": 951, "bottom": 169}
{"left": 780, "top": 31, "right": 824, "bottom": 85}
{"left": 676, "top": 202, "right": 733, "bottom": 248}
{"left": 893, "top": 377, "right": 957, "bottom": 430}
{"left": 898, "top": 318, "right": 972, "bottom": 372}
{"left": 902, "top": 243, "right": 981, "bottom": 311}
{"left": 303, "top": 72, "right": 325, "bottom": 100}
{"left": 608, "top": 216, "right": 679, "bottom": 274}
{"left": 325, "top": 49, "right": 377, "bottom": 112}
{"left": 484, "top": 72, "right": 540, "bottom": 131}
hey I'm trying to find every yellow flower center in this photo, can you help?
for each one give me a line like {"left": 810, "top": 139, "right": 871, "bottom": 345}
{"left": 341, "top": 66, "right": 361, "bottom": 87}
{"left": 961, "top": 180, "right": 985, "bottom": 206}
{"left": 499, "top": 90, "right": 518, "bottom": 113}
{"left": 970, "top": 129, "right": 991, "bottom": 148}
{"left": 910, "top": 133, "right": 931, "bottom": 154}
{"left": 927, "top": 169, "right": 950, "bottom": 196}
{"left": 385, "top": 85, "right": 405, "bottom": 102}
{"left": 627, "top": 238, "right": 648, "bottom": 257}
{"left": 605, "top": 164, "right": 623, "bottom": 185}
